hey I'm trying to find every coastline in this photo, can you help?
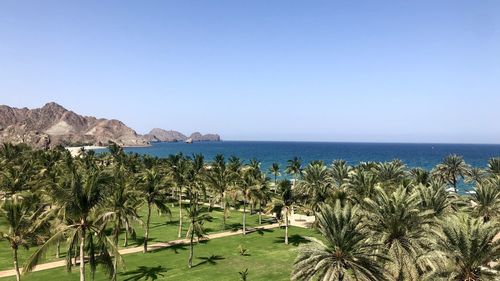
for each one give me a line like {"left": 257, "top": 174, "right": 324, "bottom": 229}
{"left": 65, "top": 145, "right": 106, "bottom": 156}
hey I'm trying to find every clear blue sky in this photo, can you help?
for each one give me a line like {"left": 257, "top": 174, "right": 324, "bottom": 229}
{"left": 1, "top": 1, "right": 499, "bottom": 143}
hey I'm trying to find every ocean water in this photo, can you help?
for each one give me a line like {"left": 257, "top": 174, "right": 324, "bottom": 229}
{"left": 118, "top": 141, "right": 500, "bottom": 172}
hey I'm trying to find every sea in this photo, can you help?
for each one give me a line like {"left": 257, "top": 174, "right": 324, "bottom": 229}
{"left": 113, "top": 141, "right": 500, "bottom": 172}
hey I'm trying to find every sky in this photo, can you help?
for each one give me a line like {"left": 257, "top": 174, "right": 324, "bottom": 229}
{"left": 1, "top": 0, "right": 499, "bottom": 143}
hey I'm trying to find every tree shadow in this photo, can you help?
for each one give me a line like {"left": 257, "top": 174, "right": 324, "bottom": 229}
{"left": 227, "top": 223, "right": 242, "bottom": 232}
{"left": 273, "top": 234, "right": 310, "bottom": 246}
{"left": 194, "top": 254, "right": 225, "bottom": 267}
{"left": 255, "top": 228, "right": 274, "bottom": 236}
{"left": 149, "top": 243, "right": 187, "bottom": 254}
{"left": 120, "top": 265, "right": 168, "bottom": 281}
{"left": 134, "top": 236, "right": 156, "bottom": 247}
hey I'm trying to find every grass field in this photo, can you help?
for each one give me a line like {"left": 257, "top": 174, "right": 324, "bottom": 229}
{"left": 0, "top": 204, "right": 271, "bottom": 271}
{"left": 2, "top": 226, "right": 316, "bottom": 281}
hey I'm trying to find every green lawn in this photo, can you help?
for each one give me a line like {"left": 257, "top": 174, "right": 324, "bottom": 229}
{"left": 3, "top": 226, "right": 318, "bottom": 281}
{"left": 0, "top": 204, "right": 271, "bottom": 271}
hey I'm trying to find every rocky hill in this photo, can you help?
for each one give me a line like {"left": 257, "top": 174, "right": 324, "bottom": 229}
{"left": 0, "top": 102, "right": 149, "bottom": 148}
{"left": 145, "top": 128, "right": 221, "bottom": 142}
{"left": 143, "top": 128, "right": 187, "bottom": 142}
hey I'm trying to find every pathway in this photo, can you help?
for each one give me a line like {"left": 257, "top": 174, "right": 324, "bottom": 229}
{"left": 0, "top": 223, "right": 284, "bottom": 278}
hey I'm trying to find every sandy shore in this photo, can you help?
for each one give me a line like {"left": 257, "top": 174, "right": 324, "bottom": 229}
{"left": 65, "top": 146, "right": 106, "bottom": 156}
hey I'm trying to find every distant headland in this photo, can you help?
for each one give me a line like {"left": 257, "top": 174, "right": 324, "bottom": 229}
{"left": 0, "top": 102, "right": 221, "bottom": 148}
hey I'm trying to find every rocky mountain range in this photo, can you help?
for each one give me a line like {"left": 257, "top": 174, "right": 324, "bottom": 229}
{"left": 0, "top": 102, "right": 221, "bottom": 148}
{"left": 144, "top": 128, "right": 221, "bottom": 143}
{"left": 0, "top": 102, "right": 149, "bottom": 148}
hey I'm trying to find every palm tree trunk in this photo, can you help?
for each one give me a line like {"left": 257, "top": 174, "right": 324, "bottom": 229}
{"left": 13, "top": 245, "right": 21, "bottom": 281}
{"left": 258, "top": 203, "right": 262, "bottom": 225}
{"left": 222, "top": 192, "right": 226, "bottom": 230}
{"left": 242, "top": 198, "right": 246, "bottom": 235}
{"left": 112, "top": 220, "right": 120, "bottom": 281}
{"left": 188, "top": 220, "right": 195, "bottom": 268}
{"left": 56, "top": 240, "right": 60, "bottom": 258}
{"left": 144, "top": 202, "right": 152, "bottom": 253}
{"left": 178, "top": 191, "right": 183, "bottom": 238}
{"left": 124, "top": 220, "right": 129, "bottom": 247}
{"left": 80, "top": 227, "right": 86, "bottom": 281}
{"left": 285, "top": 207, "right": 289, "bottom": 245}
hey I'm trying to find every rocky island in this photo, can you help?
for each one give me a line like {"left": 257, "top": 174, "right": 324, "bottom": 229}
{"left": 144, "top": 128, "right": 221, "bottom": 143}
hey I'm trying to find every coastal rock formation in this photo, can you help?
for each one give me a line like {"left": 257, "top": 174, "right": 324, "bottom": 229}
{"left": 0, "top": 102, "right": 149, "bottom": 148}
{"left": 145, "top": 128, "right": 221, "bottom": 143}
{"left": 144, "top": 128, "right": 187, "bottom": 142}
{"left": 189, "top": 132, "right": 221, "bottom": 142}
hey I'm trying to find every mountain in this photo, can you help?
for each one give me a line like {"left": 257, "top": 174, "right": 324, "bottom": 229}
{"left": 0, "top": 102, "right": 149, "bottom": 148}
{"left": 145, "top": 128, "right": 221, "bottom": 143}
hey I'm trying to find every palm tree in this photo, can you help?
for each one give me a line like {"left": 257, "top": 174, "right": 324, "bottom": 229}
{"left": 104, "top": 165, "right": 142, "bottom": 281}
{"left": 277, "top": 180, "right": 295, "bottom": 245}
{"left": 182, "top": 154, "right": 212, "bottom": 268}
{"left": 246, "top": 172, "right": 271, "bottom": 225}
{"left": 345, "top": 169, "right": 378, "bottom": 203}
{"left": 205, "top": 154, "right": 235, "bottom": 229}
{"left": 330, "top": 159, "right": 351, "bottom": 188}
{"left": 24, "top": 163, "right": 121, "bottom": 281}
{"left": 166, "top": 153, "right": 188, "bottom": 238}
{"left": 429, "top": 214, "right": 500, "bottom": 281}
{"left": 138, "top": 168, "right": 171, "bottom": 253}
{"left": 409, "top": 168, "right": 431, "bottom": 186}
{"left": 0, "top": 196, "right": 46, "bottom": 281}
{"left": 296, "top": 162, "right": 333, "bottom": 213}
{"left": 268, "top": 162, "right": 281, "bottom": 188}
{"left": 291, "top": 201, "right": 387, "bottom": 281}
{"left": 364, "top": 186, "right": 435, "bottom": 280}
{"left": 416, "top": 182, "right": 452, "bottom": 218}
{"left": 433, "top": 154, "right": 471, "bottom": 193}
{"left": 470, "top": 177, "right": 500, "bottom": 222}
{"left": 372, "top": 160, "right": 406, "bottom": 186}
{"left": 285, "top": 157, "right": 302, "bottom": 188}
{"left": 239, "top": 169, "right": 256, "bottom": 235}
{"left": 185, "top": 188, "right": 212, "bottom": 268}
{"left": 487, "top": 157, "right": 500, "bottom": 176}
{"left": 465, "top": 167, "right": 486, "bottom": 186}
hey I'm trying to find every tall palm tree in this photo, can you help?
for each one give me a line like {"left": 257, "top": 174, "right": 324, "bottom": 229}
{"left": 238, "top": 169, "right": 256, "bottom": 235}
{"left": 185, "top": 187, "right": 212, "bottom": 268}
{"left": 429, "top": 214, "right": 500, "bottom": 281}
{"left": 291, "top": 201, "right": 387, "bottom": 281}
{"left": 470, "top": 177, "right": 500, "bottom": 222}
{"left": 364, "top": 186, "right": 435, "bottom": 280}
{"left": 138, "top": 168, "right": 171, "bottom": 253}
{"left": 250, "top": 172, "right": 271, "bottom": 225}
{"left": 277, "top": 180, "right": 295, "bottom": 245}
{"left": 285, "top": 157, "right": 302, "bottom": 188}
{"left": 104, "top": 165, "right": 142, "bottom": 281}
{"left": 433, "top": 154, "right": 471, "bottom": 193}
{"left": 0, "top": 196, "right": 46, "bottom": 281}
{"left": 166, "top": 153, "right": 188, "bottom": 238}
{"left": 205, "top": 154, "right": 234, "bottom": 229}
{"left": 268, "top": 162, "right": 281, "bottom": 187}
{"left": 24, "top": 163, "right": 121, "bottom": 281}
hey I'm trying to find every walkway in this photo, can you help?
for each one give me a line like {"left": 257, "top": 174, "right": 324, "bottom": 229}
{"left": 0, "top": 223, "right": 283, "bottom": 278}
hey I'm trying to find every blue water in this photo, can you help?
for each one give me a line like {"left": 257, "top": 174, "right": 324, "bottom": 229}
{"left": 119, "top": 141, "right": 500, "bottom": 172}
